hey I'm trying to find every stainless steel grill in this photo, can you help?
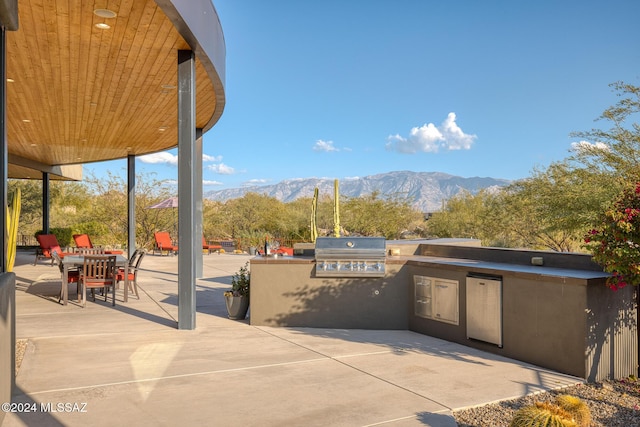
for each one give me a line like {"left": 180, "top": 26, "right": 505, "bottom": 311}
{"left": 314, "top": 237, "right": 386, "bottom": 277}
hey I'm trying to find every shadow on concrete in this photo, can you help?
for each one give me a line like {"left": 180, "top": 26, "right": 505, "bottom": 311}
{"left": 8, "top": 385, "right": 65, "bottom": 427}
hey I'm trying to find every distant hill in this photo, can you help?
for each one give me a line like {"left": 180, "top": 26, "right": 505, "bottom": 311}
{"left": 204, "top": 170, "right": 511, "bottom": 212}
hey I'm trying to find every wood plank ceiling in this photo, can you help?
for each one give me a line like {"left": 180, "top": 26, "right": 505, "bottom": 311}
{"left": 5, "top": 0, "right": 220, "bottom": 179}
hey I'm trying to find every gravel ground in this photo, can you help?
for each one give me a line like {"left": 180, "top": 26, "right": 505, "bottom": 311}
{"left": 454, "top": 378, "right": 640, "bottom": 427}
{"left": 15, "top": 339, "right": 27, "bottom": 376}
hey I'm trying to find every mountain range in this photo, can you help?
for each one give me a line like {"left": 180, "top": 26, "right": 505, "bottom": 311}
{"left": 204, "top": 170, "right": 511, "bottom": 212}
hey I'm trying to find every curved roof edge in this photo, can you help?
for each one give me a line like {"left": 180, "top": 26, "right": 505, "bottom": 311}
{"left": 157, "top": 0, "right": 227, "bottom": 132}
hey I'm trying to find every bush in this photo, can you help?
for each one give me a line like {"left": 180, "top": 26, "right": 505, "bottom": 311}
{"left": 35, "top": 228, "right": 74, "bottom": 247}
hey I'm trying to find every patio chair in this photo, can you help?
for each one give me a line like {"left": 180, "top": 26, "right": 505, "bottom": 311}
{"left": 34, "top": 234, "right": 73, "bottom": 266}
{"left": 80, "top": 255, "right": 117, "bottom": 307}
{"left": 275, "top": 246, "right": 294, "bottom": 256}
{"left": 52, "top": 251, "right": 80, "bottom": 303}
{"left": 72, "top": 233, "right": 93, "bottom": 249}
{"left": 72, "top": 233, "right": 123, "bottom": 255}
{"left": 203, "top": 237, "right": 222, "bottom": 255}
{"left": 116, "top": 249, "right": 145, "bottom": 298}
{"left": 153, "top": 232, "right": 178, "bottom": 255}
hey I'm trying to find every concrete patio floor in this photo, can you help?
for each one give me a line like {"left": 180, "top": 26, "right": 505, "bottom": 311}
{"left": 4, "top": 250, "right": 583, "bottom": 426}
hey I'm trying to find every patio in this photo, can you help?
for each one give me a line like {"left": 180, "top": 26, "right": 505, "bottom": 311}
{"left": 4, "top": 250, "right": 583, "bottom": 427}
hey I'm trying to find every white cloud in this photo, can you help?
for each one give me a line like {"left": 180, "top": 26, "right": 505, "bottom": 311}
{"left": 203, "top": 154, "right": 223, "bottom": 162}
{"left": 571, "top": 140, "right": 609, "bottom": 153}
{"left": 139, "top": 152, "right": 178, "bottom": 165}
{"left": 385, "top": 112, "right": 477, "bottom": 154}
{"left": 313, "top": 139, "right": 339, "bottom": 152}
{"left": 207, "top": 163, "right": 236, "bottom": 175}
{"left": 203, "top": 180, "right": 223, "bottom": 186}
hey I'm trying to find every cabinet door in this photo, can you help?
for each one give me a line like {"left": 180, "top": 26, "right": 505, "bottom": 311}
{"left": 433, "top": 279, "right": 459, "bottom": 325}
{"left": 413, "top": 275, "right": 459, "bottom": 325}
{"left": 414, "top": 276, "right": 432, "bottom": 318}
{"left": 466, "top": 277, "right": 502, "bottom": 346}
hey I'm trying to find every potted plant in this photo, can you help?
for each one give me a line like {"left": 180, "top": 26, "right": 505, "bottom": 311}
{"left": 238, "top": 231, "right": 265, "bottom": 255}
{"left": 224, "top": 262, "right": 250, "bottom": 320}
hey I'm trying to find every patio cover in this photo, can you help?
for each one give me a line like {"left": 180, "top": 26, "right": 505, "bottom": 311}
{"left": 4, "top": 0, "right": 226, "bottom": 180}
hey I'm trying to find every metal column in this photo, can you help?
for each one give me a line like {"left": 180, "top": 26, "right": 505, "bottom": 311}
{"left": 196, "top": 128, "right": 203, "bottom": 278}
{"left": 177, "top": 50, "right": 196, "bottom": 330}
{"left": 127, "top": 155, "right": 136, "bottom": 255}
{"left": 42, "top": 172, "right": 50, "bottom": 234}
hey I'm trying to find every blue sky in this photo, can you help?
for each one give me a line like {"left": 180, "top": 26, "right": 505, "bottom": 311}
{"left": 86, "top": 0, "right": 640, "bottom": 191}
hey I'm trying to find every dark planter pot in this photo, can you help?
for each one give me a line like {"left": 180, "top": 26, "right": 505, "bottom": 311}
{"left": 225, "top": 295, "right": 249, "bottom": 320}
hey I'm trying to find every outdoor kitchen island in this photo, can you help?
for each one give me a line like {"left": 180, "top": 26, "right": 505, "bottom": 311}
{"left": 249, "top": 238, "right": 410, "bottom": 330}
{"left": 249, "top": 239, "right": 637, "bottom": 382}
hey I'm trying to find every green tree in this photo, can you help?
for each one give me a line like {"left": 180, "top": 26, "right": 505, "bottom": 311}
{"left": 570, "top": 81, "right": 640, "bottom": 184}
{"left": 341, "top": 191, "right": 424, "bottom": 239}
{"left": 8, "top": 179, "right": 42, "bottom": 236}
{"left": 203, "top": 199, "right": 229, "bottom": 239}
{"left": 223, "top": 192, "right": 286, "bottom": 245}
{"left": 499, "top": 162, "right": 614, "bottom": 252}
{"left": 78, "top": 171, "right": 174, "bottom": 249}
{"left": 427, "top": 190, "right": 500, "bottom": 245}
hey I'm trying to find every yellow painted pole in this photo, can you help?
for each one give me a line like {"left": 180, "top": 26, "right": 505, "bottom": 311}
{"left": 333, "top": 179, "right": 340, "bottom": 238}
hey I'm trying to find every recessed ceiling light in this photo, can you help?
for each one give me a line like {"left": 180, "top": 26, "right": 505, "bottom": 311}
{"left": 30, "top": 143, "right": 36, "bottom": 147}
{"left": 6, "top": 78, "right": 14, "bottom": 83}
{"left": 22, "top": 119, "right": 30, "bottom": 123}
{"left": 161, "top": 85, "right": 176, "bottom": 90}
{"left": 158, "top": 126, "right": 168, "bottom": 132}
{"left": 94, "top": 9, "right": 117, "bottom": 19}
{"left": 95, "top": 23, "right": 111, "bottom": 30}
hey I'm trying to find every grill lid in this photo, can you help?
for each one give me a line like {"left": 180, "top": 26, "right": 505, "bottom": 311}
{"left": 314, "top": 237, "right": 386, "bottom": 259}
{"left": 314, "top": 237, "right": 386, "bottom": 277}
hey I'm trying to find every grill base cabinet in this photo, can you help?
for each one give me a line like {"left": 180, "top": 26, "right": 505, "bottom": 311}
{"left": 466, "top": 276, "right": 502, "bottom": 347}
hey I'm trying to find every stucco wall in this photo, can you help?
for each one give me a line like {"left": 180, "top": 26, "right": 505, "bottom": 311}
{"left": 250, "top": 259, "right": 408, "bottom": 329}
{"left": 0, "top": 272, "right": 16, "bottom": 425}
{"left": 405, "top": 260, "right": 636, "bottom": 382}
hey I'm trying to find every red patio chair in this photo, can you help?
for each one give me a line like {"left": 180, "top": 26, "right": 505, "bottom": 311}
{"left": 52, "top": 251, "right": 80, "bottom": 303}
{"left": 72, "top": 233, "right": 123, "bottom": 255}
{"left": 72, "top": 233, "right": 92, "bottom": 249}
{"left": 80, "top": 255, "right": 117, "bottom": 307}
{"left": 276, "top": 246, "right": 294, "bottom": 256}
{"left": 153, "top": 232, "right": 178, "bottom": 255}
{"left": 116, "top": 249, "right": 146, "bottom": 298}
{"left": 34, "top": 234, "right": 74, "bottom": 266}
{"left": 203, "top": 237, "right": 222, "bottom": 255}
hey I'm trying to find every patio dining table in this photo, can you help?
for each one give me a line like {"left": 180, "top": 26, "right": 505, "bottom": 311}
{"left": 61, "top": 254, "right": 130, "bottom": 306}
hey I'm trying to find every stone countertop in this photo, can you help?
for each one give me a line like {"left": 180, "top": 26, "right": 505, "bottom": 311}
{"left": 249, "top": 254, "right": 609, "bottom": 282}
{"left": 400, "top": 255, "right": 609, "bottom": 281}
